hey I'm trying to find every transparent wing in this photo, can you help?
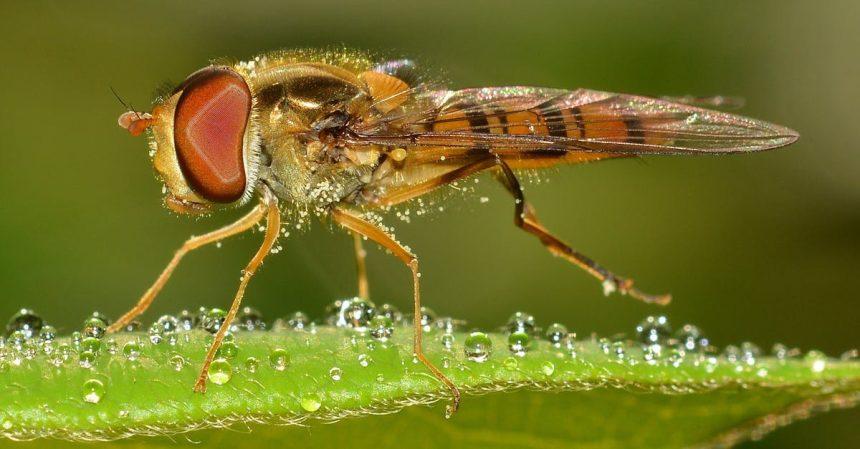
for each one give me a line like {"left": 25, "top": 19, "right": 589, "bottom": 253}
{"left": 351, "top": 87, "right": 798, "bottom": 155}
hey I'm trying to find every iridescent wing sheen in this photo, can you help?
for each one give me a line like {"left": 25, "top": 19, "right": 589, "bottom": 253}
{"left": 350, "top": 85, "right": 797, "bottom": 206}
{"left": 353, "top": 87, "right": 798, "bottom": 155}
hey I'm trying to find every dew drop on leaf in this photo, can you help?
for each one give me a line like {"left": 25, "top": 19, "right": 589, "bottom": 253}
{"left": 269, "top": 348, "right": 290, "bottom": 371}
{"left": 464, "top": 332, "right": 492, "bottom": 362}
{"left": 208, "top": 358, "right": 233, "bottom": 385}
{"left": 82, "top": 379, "right": 105, "bottom": 404}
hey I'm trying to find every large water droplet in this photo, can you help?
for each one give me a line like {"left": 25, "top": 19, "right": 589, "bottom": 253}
{"left": 329, "top": 367, "right": 342, "bottom": 381}
{"left": 327, "top": 298, "right": 376, "bottom": 330}
{"left": 6, "top": 309, "right": 43, "bottom": 339}
{"left": 377, "top": 304, "right": 403, "bottom": 324}
{"left": 83, "top": 317, "right": 107, "bottom": 339}
{"left": 301, "top": 393, "right": 322, "bottom": 412}
{"left": 440, "top": 333, "right": 455, "bottom": 350}
{"left": 156, "top": 315, "right": 180, "bottom": 334}
{"left": 81, "top": 337, "right": 101, "bottom": 354}
{"left": 244, "top": 356, "right": 259, "bottom": 373}
{"left": 269, "top": 348, "right": 290, "bottom": 371}
{"left": 464, "top": 332, "right": 492, "bottom": 362}
{"left": 674, "top": 324, "right": 708, "bottom": 352}
{"left": 434, "top": 317, "right": 464, "bottom": 334}
{"left": 169, "top": 354, "right": 185, "bottom": 371}
{"left": 508, "top": 331, "right": 532, "bottom": 356}
{"left": 418, "top": 307, "right": 436, "bottom": 332}
{"left": 217, "top": 341, "right": 239, "bottom": 359}
{"left": 541, "top": 361, "right": 555, "bottom": 376}
{"left": 544, "top": 323, "right": 568, "bottom": 347}
{"left": 177, "top": 310, "right": 196, "bottom": 331}
{"left": 506, "top": 311, "right": 536, "bottom": 335}
{"left": 369, "top": 315, "right": 394, "bottom": 341}
{"left": 200, "top": 308, "right": 227, "bottom": 334}
{"left": 82, "top": 379, "right": 105, "bottom": 404}
{"left": 122, "top": 341, "right": 142, "bottom": 361}
{"left": 78, "top": 350, "right": 96, "bottom": 369}
{"left": 636, "top": 315, "right": 671, "bottom": 345}
{"left": 208, "top": 358, "right": 233, "bottom": 385}
{"left": 233, "top": 306, "right": 265, "bottom": 331}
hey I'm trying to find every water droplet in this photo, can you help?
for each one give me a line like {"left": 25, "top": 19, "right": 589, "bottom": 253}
{"left": 120, "top": 320, "right": 143, "bottom": 332}
{"left": 286, "top": 311, "right": 311, "bottom": 331}
{"left": 377, "top": 304, "right": 403, "bottom": 324}
{"left": 83, "top": 317, "right": 107, "bottom": 339}
{"left": 544, "top": 323, "right": 568, "bottom": 347}
{"left": 156, "top": 315, "right": 180, "bottom": 334}
{"left": 612, "top": 341, "right": 627, "bottom": 360}
{"left": 508, "top": 331, "right": 531, "bottom": 356}
{"left": 440, "top": 333, "right": 455, "bottom": 350}
{"left": 122, "top": 341, "right": 142, "bottom": 361}
{"left": 233, "top": 306, "right": 265, "bottom": 331}
{"left": 503, "top": 356, "right": 518, "bottom": 370}
{"left": 358, "top": 353, "right": 373, "bottom": 367}
{"left": 674, "top": 324, "right": 709, "bottom": 352}
{"left": 209, "top": 358, "right": 233, "bottom": 385}
{"left": 6, "top": 309, "right": 43, "bottom": 339}
{"left": 541, "top": 361, "right": 555, "bottom": 376}
{"left": 244, "top": 356, "right": 259, "bottom": 373}
{"left": 148, "top": 322, "right": 164, "bottom": 345}
{"left": 418, "top": 306, "right": 436, "bottom": 332}
{"left": 723, "top": 345, "right": 740, "bottom": 363}
{"left": 435, "top": 317, "right": 464, "bottom": 334}
{"left": 805, "top": 350, "right": 827, "bottom": 373}
{"left": 506, "top": 311, "right": 535, "bottom": 335}
{"left": 38, "top": 325, "right": 57, "bottom": 343}
{"left": 840, "top": 349, "right": 858, "bottom": 361}
{"left": 327, "top": 298, "right": 376, "bottom": 330}
{"left": 329, "top": 367, "right": 342, "bottom": 381}
{"left": 71, "top": 331, "right": 83, "bottom": 350}
{"left": 217, "top": 341, "right": 239, "bottom": 359}
{"left": 82, "top": 379, "right": 105, "bottom": 404}
{"left": 636, "top": 315, "right": 671, "bottom": 345}
{"left": 464, "top": 332, "right": 492, "bottom": 362}
{"left": 369, "top": 315, "right": 394, "bottom": 341}
{"left": 300, "top": 393, "right": 322, "bottom": 412}
{"left": 741, "top": 342, "right": 760, "bottom": 366}
{"left": 269, "top": 348, "right": 290, "bottom": 371}
{"left": 200, "top": 308, "right": 227, "bottom": 334}
{"left": 177, "top": 310, "right": 196, "bottom": 331}
{"left": 78, "top": 350, "right": 96, "bottom": 369}
{"left": 105, "top": 338, "right": 118, "bottom": 355}
{"left": 169, "top": 354, "right": 185, "bottom": 371}
{"left": 81, "top": 337, "right": 101, "bottom": 354}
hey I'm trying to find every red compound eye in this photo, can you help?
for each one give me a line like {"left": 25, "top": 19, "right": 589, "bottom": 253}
{"left": 174, "top": 67, "right": 251, "bottom": 203}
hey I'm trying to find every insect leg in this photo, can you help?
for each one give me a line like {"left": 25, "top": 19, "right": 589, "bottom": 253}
{"left": 194, "top": 187, "right": 281, "bottom": 393}
{"left": 352, "top": 232, "right": 370, "bottom": 299}
{"left": 494, "top": 158, "right": 671, "bottom": 305}
{"left": 106, "top": 201, "right": 269, "bottom": 333}
{"left": 331, "top": 206, "right": 461, "bottom": 416}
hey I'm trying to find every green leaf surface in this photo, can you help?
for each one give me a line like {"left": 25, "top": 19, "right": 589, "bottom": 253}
{"left": 0, "top": 327, "right": 857, "bottom": 449}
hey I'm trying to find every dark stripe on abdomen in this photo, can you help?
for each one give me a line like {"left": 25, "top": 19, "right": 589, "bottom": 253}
{"left": 623, "top": 116, "right": 646, "bottom": 144}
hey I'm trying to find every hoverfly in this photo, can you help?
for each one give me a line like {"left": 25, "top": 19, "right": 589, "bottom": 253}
{"left": 113, "top": 49, "right": 798, "bottom": 414}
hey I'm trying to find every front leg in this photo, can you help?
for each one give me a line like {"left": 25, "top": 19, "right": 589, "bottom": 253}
{"left": 107, "top": 200, "right": 269, "bottom": 333}
{"left": 331, "top": 206, "right": 461, "bottom": 416}
{"left": 193, "top": 187, "right": 281, "bottom": 393}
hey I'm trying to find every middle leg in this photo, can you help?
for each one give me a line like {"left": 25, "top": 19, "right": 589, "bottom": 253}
{"left": 331, "top": 206, "right": 461, "bottom": 416}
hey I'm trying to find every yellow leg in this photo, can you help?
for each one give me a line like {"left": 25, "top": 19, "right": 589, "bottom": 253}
{"left": 194, "top": 187, "right": 281, "bottom": 393}
{"left": 331, "top": 206, "right": 461, "bottom": 415}
{"left": 107, "top": 203, "right": 268, "bottom": 333}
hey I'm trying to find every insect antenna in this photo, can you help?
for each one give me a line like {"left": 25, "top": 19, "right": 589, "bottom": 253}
{"left": 110, "top": 85, "right": 142, "bottom": 120}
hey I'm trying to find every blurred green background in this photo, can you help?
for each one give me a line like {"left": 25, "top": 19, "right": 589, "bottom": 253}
{"left": 1, "top": 1, "right": 857, "bottom": 447}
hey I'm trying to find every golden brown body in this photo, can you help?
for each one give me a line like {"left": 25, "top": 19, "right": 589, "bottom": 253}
{"left": 112, "top": 49, "right": 798, "bottom": 414}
